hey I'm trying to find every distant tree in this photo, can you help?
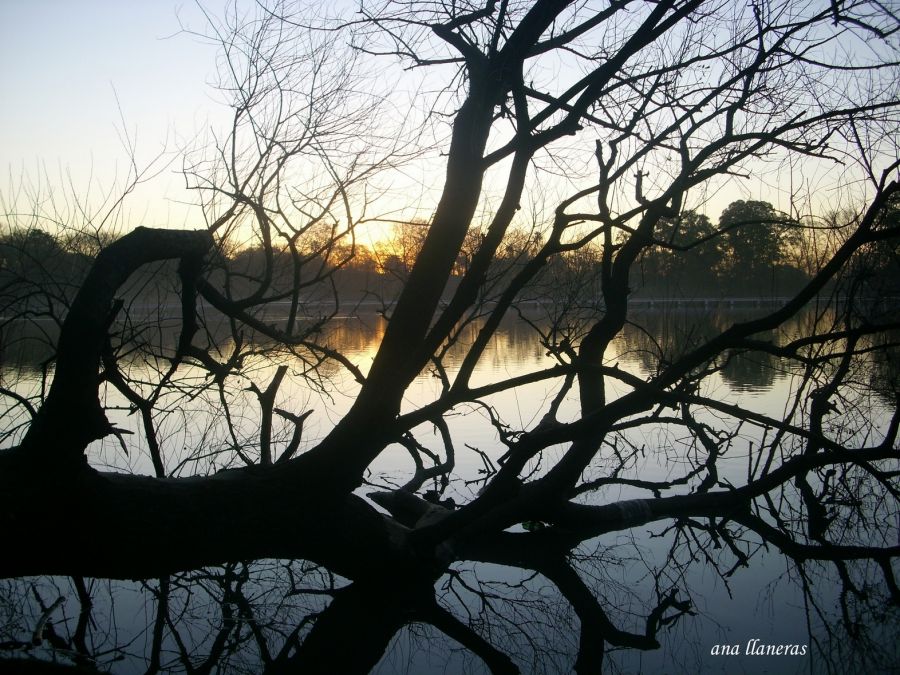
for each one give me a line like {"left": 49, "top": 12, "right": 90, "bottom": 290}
{"left": 0, "top": 228, "right": 68, "bottom": 279}
{"left": 840, "top": 193, "right": 900, "bottom": 318}
{"left": 0, "top": 228, "right": 90, "bottom": 331}
{"left": 375, "top": 220, "right": 430, "bottom": 280}
{"left": 669, "top": 210, "right": 720, "bottom": 268}
{"left": 719, "top": 200, "right": 803, "bottom": 275}
{"left": 636, "top": 209, "right": 722, "bottom": 294}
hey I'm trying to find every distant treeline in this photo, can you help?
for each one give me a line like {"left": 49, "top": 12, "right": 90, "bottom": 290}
{"left": 2, "top": 200, "right": 897, "bottom": 317}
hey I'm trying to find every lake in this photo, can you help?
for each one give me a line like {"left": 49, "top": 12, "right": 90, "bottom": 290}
{"left": 0, "top": 307, "right": 896, "bottom": 673}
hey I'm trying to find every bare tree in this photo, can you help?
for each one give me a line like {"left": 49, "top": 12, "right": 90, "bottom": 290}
{"left": 2, "top": 0, "right": 899, "bottom": 673}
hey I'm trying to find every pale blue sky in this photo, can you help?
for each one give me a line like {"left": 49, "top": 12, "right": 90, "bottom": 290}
{"left": 0, "top": 1, "right": 873, "bottom": 235}
{"left": 1, "top": 0, "right": 227, "bottom": 226}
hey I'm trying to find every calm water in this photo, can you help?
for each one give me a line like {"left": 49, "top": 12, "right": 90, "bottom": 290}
{"left": 1, "top": 308, "right": 895, "bottom": 673}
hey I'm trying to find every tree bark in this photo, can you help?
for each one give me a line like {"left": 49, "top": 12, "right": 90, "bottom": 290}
{"left": 0, "top": 458, "right": 408, "bottom": 581}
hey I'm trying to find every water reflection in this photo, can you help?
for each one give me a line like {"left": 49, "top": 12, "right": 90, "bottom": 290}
{"left": 613, "top": 309, "right": 788, "bottom": 392}
{"left": 0, "top": 305, "right": 804, "bottom": 381}
{"left": 1, "top": 308, "right": 896, "bottom": 674}
{"left": 2, "top": 545, "right": 893, "bottom": 674}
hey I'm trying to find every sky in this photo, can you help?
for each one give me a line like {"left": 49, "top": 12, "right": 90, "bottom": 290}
{"left": 0, "top": 0, "right": 443, "bottom": 243}
{"left": 0, "top": 0, "right": 879, "bottom": 241}
{"left": 1, "top": 0, "right": 228, "bottom": 229}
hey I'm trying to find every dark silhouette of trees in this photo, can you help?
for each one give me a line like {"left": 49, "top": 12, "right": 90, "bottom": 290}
{"left": 632, "top": 209, "right": 724, "bottom": 295}
{"left": 2, "top": 1, "right": 900, "bottom": 673}
{"left": 719, "top": 200, "right": 801, "bottom": 273}
{"left": 717, "top": 199, "right": 807, "bottom": 296}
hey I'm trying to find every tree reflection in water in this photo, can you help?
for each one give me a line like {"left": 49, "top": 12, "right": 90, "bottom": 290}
{"left": 1, "top": 310, "right": 898, "bottom": 674}
{"left": 2, "top": 543, "right": 898, "bottom": 673}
